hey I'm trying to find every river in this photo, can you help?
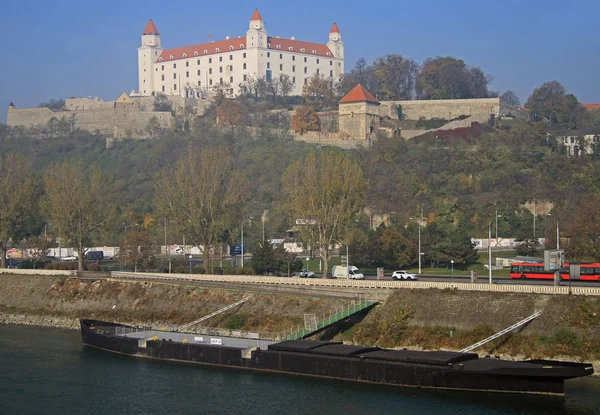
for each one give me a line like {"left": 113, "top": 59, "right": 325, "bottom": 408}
{"left": 0, "top": 325, "right": 598, "bottom": 414}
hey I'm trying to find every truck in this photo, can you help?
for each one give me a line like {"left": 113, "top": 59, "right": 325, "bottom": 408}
{"left": 331, "top": 265, "right": 365, "bottom": 280}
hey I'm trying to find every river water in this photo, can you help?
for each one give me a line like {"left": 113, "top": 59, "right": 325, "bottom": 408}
{"left": 0, "top": 325, "right": 598, "bottom": 415}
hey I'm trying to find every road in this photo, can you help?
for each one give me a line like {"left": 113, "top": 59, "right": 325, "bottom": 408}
{"left": 361, "top": 274, "right": 600, "bottom": 288}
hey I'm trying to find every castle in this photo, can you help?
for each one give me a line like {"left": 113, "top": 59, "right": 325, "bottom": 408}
{"left": 137, "top": 9, "right": 344, "bottom": 98}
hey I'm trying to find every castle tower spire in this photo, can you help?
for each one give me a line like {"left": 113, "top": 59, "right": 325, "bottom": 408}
{"left": 138, "top": 19, "right": 163, "bottom": 96}
{"left": 143, "top": 19, "right": 159, "bottom": 35}
{"left": 327, "top": 22, "right": 344, "bottom": 59}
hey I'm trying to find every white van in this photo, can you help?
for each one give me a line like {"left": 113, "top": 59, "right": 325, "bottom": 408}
{"left": 332, "top": 265, "right": 365, "bottom": 280}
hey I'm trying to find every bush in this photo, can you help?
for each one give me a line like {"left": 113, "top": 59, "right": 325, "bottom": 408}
{"left": 227, "top": 267, "right": 256, "bottom": 275}
{"left": 553, "top": 328, "right": 581, "bottom": 348}
{"left": 224, "top": 313, "right": 247, "bottom": 330}
{"left": 192, "top": 265, "right": 205, "bottom": 274}
{"left": 415, "top": 118, "right": 447, "bottom": 130}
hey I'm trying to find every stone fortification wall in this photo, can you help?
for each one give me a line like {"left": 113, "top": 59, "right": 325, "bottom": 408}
{"left": 71, "top": 108, "right": 114, "bottom": 135}
{"left": 291, "top": 131, "right": 367, "bottom": 149}
{"left": 339, "top": 102, "right": 380, "bottom": 140}
{"left": 65, "top": 97, "right": 113, "bottom": 111}
{"left": 113, "top": 103, "right": 171, "bottom": 138}
{"left": 380, "top": 98, "right": 501, "bottom": 120}
{"left": 6, "top": 107, "right": 61, "bottom": 128}
{"left": 131, "top": 95, "right": 211, "bottom": 116}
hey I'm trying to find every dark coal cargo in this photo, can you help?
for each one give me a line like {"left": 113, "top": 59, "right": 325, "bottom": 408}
{"left": 80, "top": 319, "right": 594, "bottom": 395}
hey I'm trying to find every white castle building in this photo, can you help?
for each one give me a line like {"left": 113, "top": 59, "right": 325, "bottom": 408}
{"left": 137, "top": 9, "right": 344, "bottom": 98}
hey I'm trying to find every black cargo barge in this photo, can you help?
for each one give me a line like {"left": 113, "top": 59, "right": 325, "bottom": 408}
{"left": 80, "top": 319, "right": 593, "bottom": 395}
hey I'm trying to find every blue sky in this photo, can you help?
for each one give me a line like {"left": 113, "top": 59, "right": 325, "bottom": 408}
{"left": 1, "top": 0, "right": 599, "bottom": 123}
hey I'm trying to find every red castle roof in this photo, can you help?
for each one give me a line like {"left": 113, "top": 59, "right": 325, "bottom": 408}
{"left": 583, "top": 104, "right": 600, "bottom": 111}
{"left": 143, "top": 19, "right": 159, "bottom": 35}
{"left": 330, "top": 23, "right": 341, "bottom": 33}
{"left": 339, "top": 84, "right": 380, "bottom": 104}
{"left": 251, "top": 9, "right": 263, "bottom": 21}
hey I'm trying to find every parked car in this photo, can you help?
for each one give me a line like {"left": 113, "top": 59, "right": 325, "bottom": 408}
{"left": 392, "top": 270, "right": 418, "bottom": 281}
{"left": 293, "top": 270, "right": 317, "bottom": 278}
{"left": 85, "top": 251, "right": 104, "bottom": 261}
{"left": 61, "top": 256, "right": 77, "bottom": 262}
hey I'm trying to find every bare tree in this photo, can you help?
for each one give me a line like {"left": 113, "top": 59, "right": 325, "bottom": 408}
{"left": 153, "top": 146, "right": 249, "bottom": 267}
{"left": 281, "top": 150, "right": 368, "bottom": 278}
{"left": 0, "top": 154, "right": 39, "bottom": 268}
{"left": 43, "top": 160, "right": 113, "bottom": 271}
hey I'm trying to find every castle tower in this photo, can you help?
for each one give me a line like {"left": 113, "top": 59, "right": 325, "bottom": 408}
{"left": 338, "top": 84, "right": 381, "bottom": 142}
{"left": 8, "top": 102, "right": 15, "bottom": 110}
{"left": 245, "top": 9, "right": 268, "bottom": 78}
{"left": 327, "top": 23, "right": 344, "bottom": 59}
{"left": 138, "top": 19, "right": 163, "bottom": 96}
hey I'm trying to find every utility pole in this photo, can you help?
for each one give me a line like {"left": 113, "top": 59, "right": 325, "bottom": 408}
{"left": 418, "top": 204, "right": 423, "bottom": 275}
{"left": 495, "top": 203, "right": 498, "bottom": 245}
{"left": 533, "top": 199, "right": 536, "bottom": 239}
{"left": 488, "top": 219, "right": 493, "bottom": 284}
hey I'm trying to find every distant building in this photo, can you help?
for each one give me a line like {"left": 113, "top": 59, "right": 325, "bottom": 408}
{"left": 557, "top": 130, "right": 600, "bottom": 157}
{"left": 137, "top": 9, "right": 345, "bottom": 98}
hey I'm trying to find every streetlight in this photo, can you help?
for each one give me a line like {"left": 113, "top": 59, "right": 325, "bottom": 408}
{"left": 548, "top": 214, "right": 559, "bottom": 249}
{"left": 488, "top": 219, "right": 493, "bottom": 284}
{"left": 241, "top": 216, "right": 253, "bottom": 268}
{"left": 164, "top": 218, "right": 171, "bottom": 273}
{"left": 451, "top": 260, "right": 454, "bottom": 280}
{"left": 189, "top": 254, "right": 193, "bottom": 274}
{"left": 411, "top": 205, "right": 424, "bottom": 275}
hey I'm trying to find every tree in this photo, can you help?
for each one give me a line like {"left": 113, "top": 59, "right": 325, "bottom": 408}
{"left": 119, "top": 225, "right": 155, "bottom": 272}
{"left": 153, "top": 146, "right": 249, "bottom": 266}
{"left": 500, "top": 90, "right": 521, "bottom": 107}
{"left": 216, "top": 99, "right": 248, "bottom": 127}
{"left": 153, "top": 93, "right": 172, "bottom": 112}
{"left": 372, "top": 54, "right": 418, "bottom": 100}
{"left": 251, "top": 241, "right": 280, "bottom": 275}
{"left": 291, "top": 106, "right": 320, "bottom": 134}
{"left": 0, "top": 154, "right": 39, "bottom": 268}
{"left": 275, "top": 244, "right": 303, "bottom": 276}
{"left": 338, "top": 58, "right": 376, "bottom": 98}
{"left": 38, "top": 98, "right": 65, "bottom": 110}
{"left": 416, "top": 57, "right": 492, "bottom": 100}
{"left": 146, "top": 116, "right": 162, "bottom": 138}
{"left": 43, "top": 160, "right": 113, "bottom": 271}
{"left": 525, "top": 81, "right": 586, "bottom": 128}
{"left": 302, "top": 75, "right": 337, "bottom": 110}
{"left": 281, "top": 150, "right": 368, "bottom": 278}
{"left": 564, "top": 195, "right": 600, "bottom": 262}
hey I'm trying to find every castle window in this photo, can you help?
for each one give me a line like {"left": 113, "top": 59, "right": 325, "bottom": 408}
{"left": 220, "top": 78, "right": 223, "bottom": 84}
{"left": 280, "top": 53, "right": 283, "bottom": 59}
{"left": 219, "top": 67, "right": 223, "bottom": 73}
{"left": 194, "top": 51, "right": 199, "bottom": 56}
{"left": 173, "top": 63, "right": 176, "bottom": 68}
{"left": 198, "top": 70, "right": 201, "bottom": 76}
{"left": 161, "top": 65, "right": 164, "bottom": 70}
{"left": 330, "top": 60, "right": 333, "bottom": 66}
{"left": 216, "top": 48, "right": 220, "bottom": 52}
{"left": 312, "top": 50, "right": 317, "bottom": 54}
{"left": 267, "top": 52, "right": 270, "bottom": 58}
{"left": 183, "top": 53, "right": 187, "bottom": 58}
{"left": 292, "top": 77, "right": 296, "bottom": 84}
{"left": 229, "top": 55, "right": 233, "bottom": 60}
{"left": 170, "top": 55, "right": 174, "bottom": 60}
{"left": 159, "top": 57, "right": 163, "bottom": 61}
{"left": 304, "top": 67, "right": 307, "bottom": 74}
{"left": 229, "top": 65, "right": 233, "bottom": 71}
{"left": 327, "top": 52, "right": 331, "bottom": 56}
{"left": 267, "top": 63, "right": 270, "bottom": 69}
{"left": 292, "top": 65, "right": 295, "bottom": 72}
{"left": 292, "top": 56, "right": 296, "bottom": 61}
{"left": 316, "top": 59, "right": 320, "bottom": 64}
{"left": 243, "top": 53, "right": 247, "bottom": 58}
{"left": 277, "top": 45, "right": 281, "bottom": 50}
{"left": 316, "top": 69, "right": 320, "bottom": 75}
{"left": 174, "top": 84, "right": 177, "bottom": 90}
{"left": 219, "top": 56, "right": 223, "bottom": 62}
{"left": 268, "top": 43, "right": 271, "bottom": 48}
{"left": 243, "top": 74, "right": 247, "bottom": 81}
{"left": 161, "top": 75, "right": 165, "bottom": 81}
{"left": 155, "top": 68, "right": 158, "bottom": 72}
{"left": 304, "top": 78, "right": 308, "bottom": 85}
{"left": 243, "top": 63, "right": 247, "bottom": 70}
{"left": 280, "top": 64, "right": 283, "bottom": 70}
{"left": 230, "top": 76, "right": 233, "bottom": 83}
{"left": 162, "top": 86, "right": 165, "bottom": 92}
{"left": 173, "top": 73, "right": 177, "bottom": 79}
{"left": 209, "top": 58, "right": 212, "bottom": 63}
{"left": 204, "top": 50, "right": 208, "bottom": 54}
{"left": 289, "top": 47, "right": 293, "bottom": 51}
{"left": 209, "top": 68, "right": 213, "bottom": 74}
{"left": 230, "top": 46, "right": 234, "bottom": 50}
{"left": 197, "top": 59, "right": 200, "bottom": 65}
{"left": 330, "top": 70, "right": 333, "bottom": 77}
{"left": 210, "top": 79, "right": 213, "bottom": 85}
{"left": 304, "top": 57, "right": 307, "bottom": 63}
{"left": 240, "top": 44, "right": 245, "bottom": 49}
{"left": 186, "top": 71, "right": 189, "bottom": 78}
{"left": 198, "top": 80, "right": 201, "bottom": 86}
{"left": 301, "top": 48, "right": 305, "bottom": 53}
{"left": 338, "top": 63, "right": 341, "bottom": 66}
{"left": 186, "top": 61, "right": 189, "bottom": 67}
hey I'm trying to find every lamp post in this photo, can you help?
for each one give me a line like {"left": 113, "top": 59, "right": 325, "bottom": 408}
{"left": 189, "top": 254, "right": 193, "bottom": 274}
{"left": 241, "top": 216, "right": 253, "bottom": 268}
{"left": 494, "top": 203, "right": 498, "bottom": 245}
{"left": 488, "top": 219, "right": 493, "bottom": 284}
{"left": 548, "top": 214, "right": 559, "bottom": 250}
{"left": 451, "top": 260, "right": 454, "bottom": 280}
{"left": 418, "top": 204, "right": 423, "bottom": 275}
{"left": 164, "top": 218, "right": 171, "bottom": 273}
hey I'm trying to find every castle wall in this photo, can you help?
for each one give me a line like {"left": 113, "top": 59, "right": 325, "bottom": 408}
{"left": 7, "top": 107, "right": 59, "bottom": 128}
{"left": 291, "top": 131, "right": 366, "bottom": 149}
{"left": 65, "top": 98, "right": 113, "bottom": 111}
{"left": 379, "top": 98, "right": 501, "bottom": 120}
{"left": 71, "top": 108, "right": 114, "bottom": 135}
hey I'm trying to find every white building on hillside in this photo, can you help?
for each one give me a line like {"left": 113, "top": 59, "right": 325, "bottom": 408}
{"left": 137, "top": 9, "right": 344, "bottom": 98}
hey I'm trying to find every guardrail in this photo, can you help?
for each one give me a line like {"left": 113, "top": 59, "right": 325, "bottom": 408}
{"left": 0, "top": 269, "right": 72, "bottom": 276}
{"left": 109, "top": 272, "right": 600, "bottom": 296}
